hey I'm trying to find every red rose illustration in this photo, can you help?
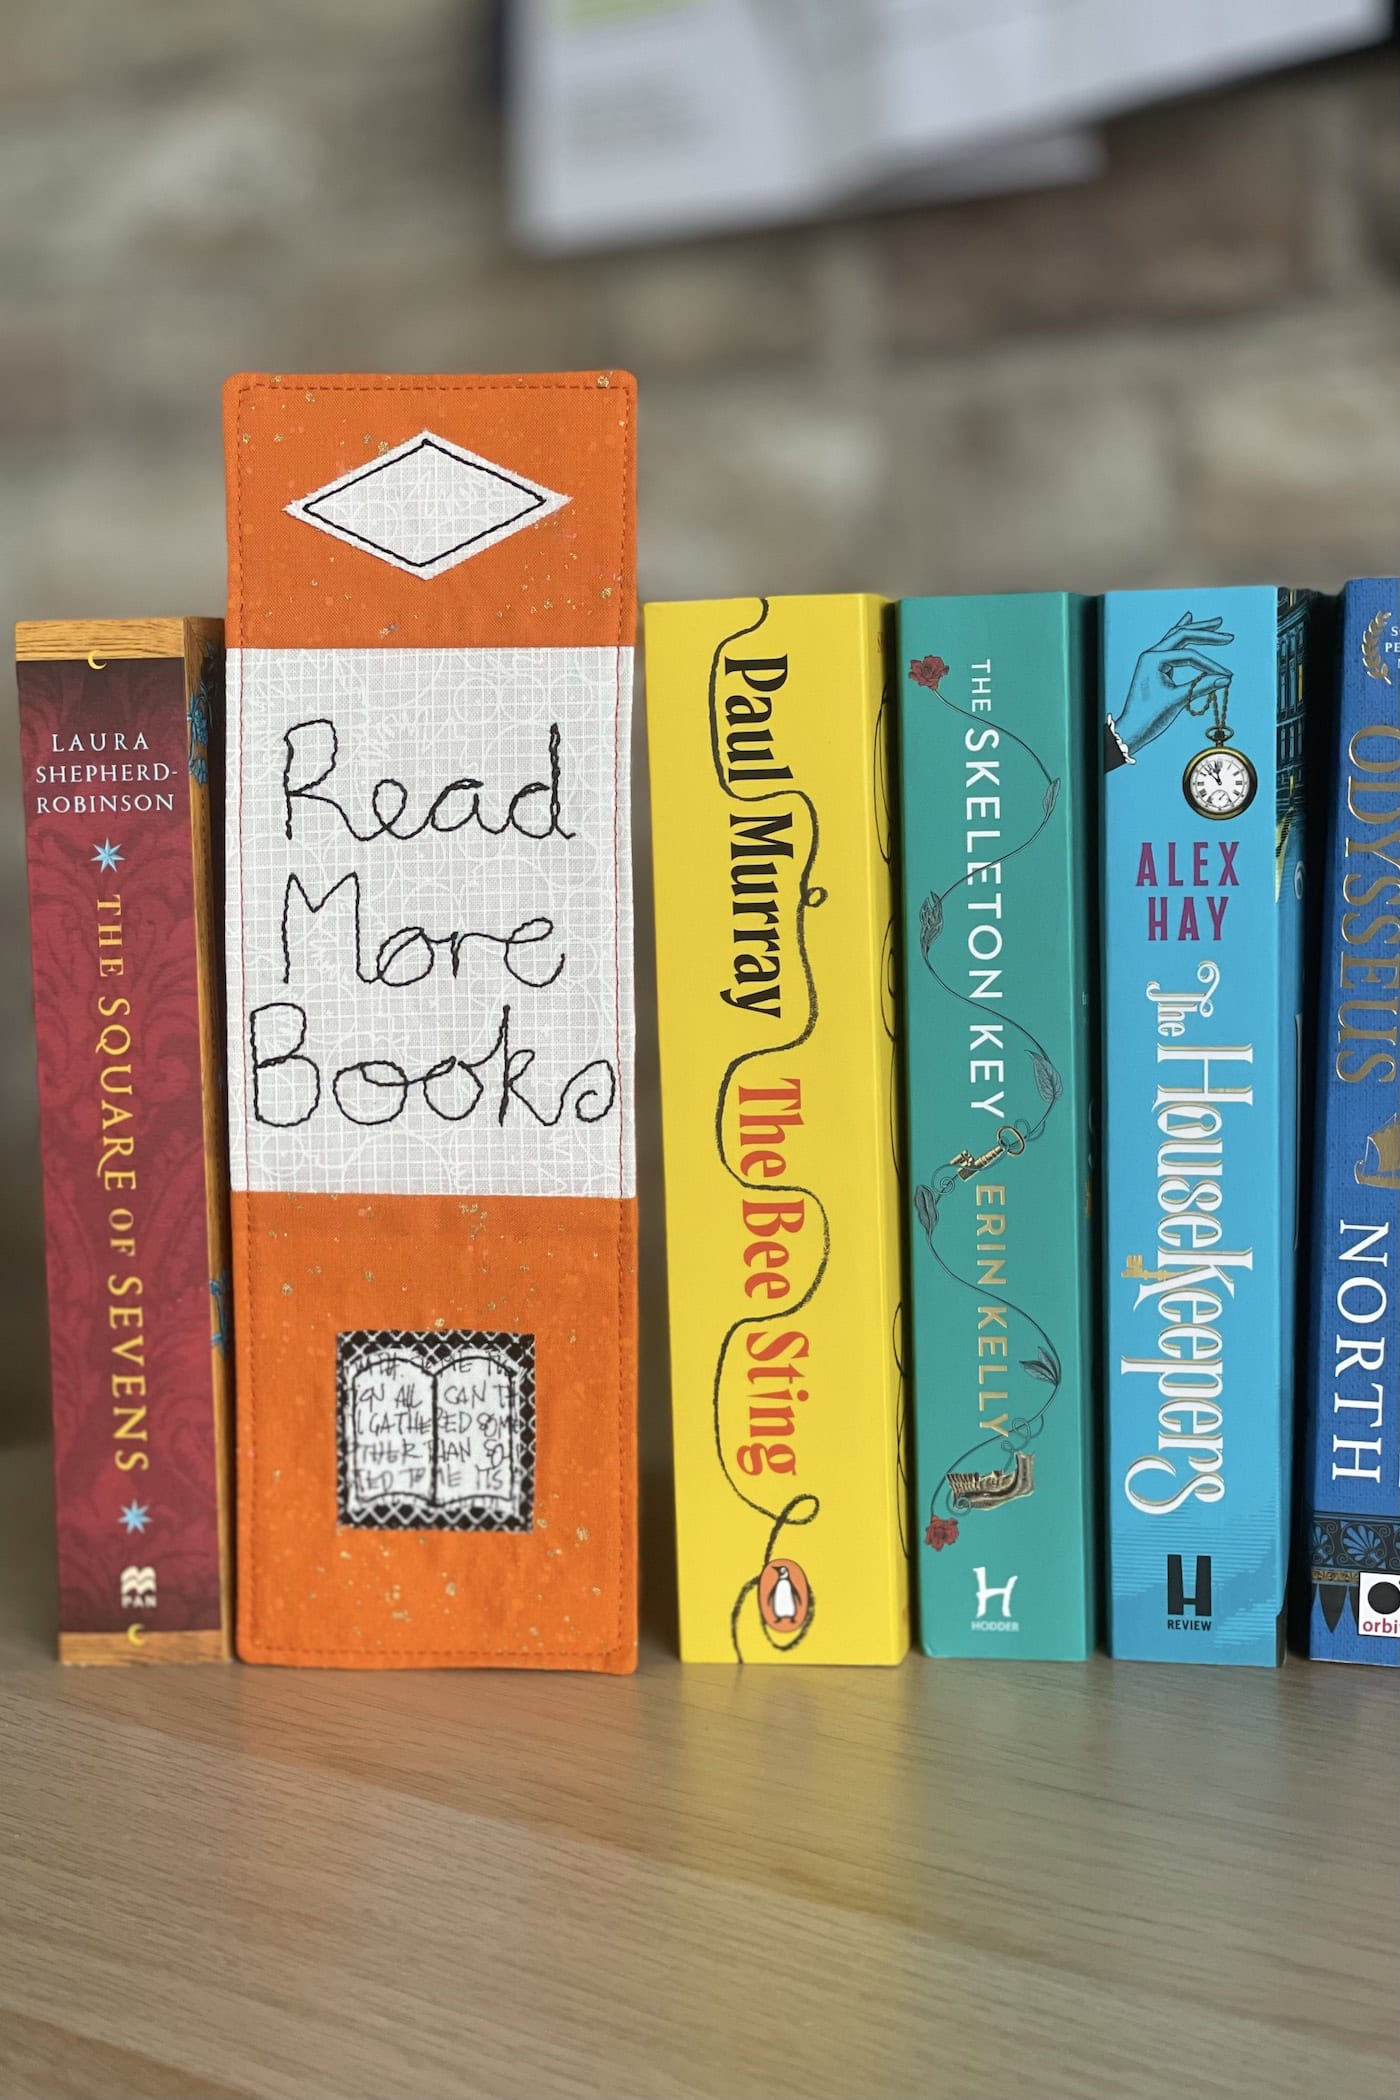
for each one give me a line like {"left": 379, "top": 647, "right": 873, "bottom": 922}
{"left": 924, "top": 1515, "right": 960, "bottom": 1550}
{"left": 909, "top": 655, "right": 949, "bottom": 692}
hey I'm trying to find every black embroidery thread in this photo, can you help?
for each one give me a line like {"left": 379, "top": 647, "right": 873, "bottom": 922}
{"left": 249, "top": 999, "right": 616, "bottom": 1134}
{"left": 279, "top": 867, "right": 566, "bottom": 991}
{"left": 300, "top": 436, "right": 546, "bottom": 569}
{"left": 282, "top": 717, "right": 574, "bottom": 844}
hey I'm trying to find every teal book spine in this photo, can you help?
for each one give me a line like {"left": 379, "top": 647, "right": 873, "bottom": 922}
{"left": 899, "top": 594, "right": 1098, "bottom": 1659}
{"left": 1102, "top": 586, "right": 1318, "bottom": 1665}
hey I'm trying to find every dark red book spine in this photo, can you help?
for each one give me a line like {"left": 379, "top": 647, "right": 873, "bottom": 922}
{"left": 17, "top": 623, "right": 231, "bottom": 1660}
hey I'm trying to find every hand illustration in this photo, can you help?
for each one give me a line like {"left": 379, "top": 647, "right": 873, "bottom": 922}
{"left": 1114, "top": 611, "right": 1235, "bottom": 758}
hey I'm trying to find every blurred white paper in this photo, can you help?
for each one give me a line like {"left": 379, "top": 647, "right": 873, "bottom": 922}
{"left": 509, "top": 0, "right": 1389, "bottom": 252}
{"left": 872, "top": 0, "right": 1393, "bottom": 162}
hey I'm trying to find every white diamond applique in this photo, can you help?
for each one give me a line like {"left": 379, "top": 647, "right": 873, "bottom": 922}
{"left": 285, "top": 431, "right": 570, "bottom": 579}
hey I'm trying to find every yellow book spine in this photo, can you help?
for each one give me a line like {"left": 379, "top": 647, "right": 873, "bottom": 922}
{"left": 646, "top": 595, "right": 908, "bottom": 1663}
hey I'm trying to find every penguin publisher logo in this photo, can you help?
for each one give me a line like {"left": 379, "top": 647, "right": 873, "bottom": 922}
{"left": 1358, "top": 1575, "right": 1400, "bottom": 1639}
{"left": 758, "top": 1559, "right": 811, "bottom": 1634}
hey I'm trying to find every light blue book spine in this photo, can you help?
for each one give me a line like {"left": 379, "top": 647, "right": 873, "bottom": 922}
{"left": 1102, "top": 586, "right": 1315, "bottom": 1666}
{"left": 899, "top": 594, "right": 1097, "bottom": 1659}
{"left": 1303, "top": 578, "right": 1400, "bottom": 1663}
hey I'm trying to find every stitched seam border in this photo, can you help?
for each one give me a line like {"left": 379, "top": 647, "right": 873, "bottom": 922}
{"left": 242, "top": 1644, "right": 632, "bottom": 1662}
{"left": 234, "top": 373, "right": 634, "bottom": 1662}
{"left": 611, "top": 382, "right": 633, "bottom": 1657}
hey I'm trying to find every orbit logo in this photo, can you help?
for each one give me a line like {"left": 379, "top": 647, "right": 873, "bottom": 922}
{"left": 1357, "top": 1574, "right": 1400, "bottom": 1640}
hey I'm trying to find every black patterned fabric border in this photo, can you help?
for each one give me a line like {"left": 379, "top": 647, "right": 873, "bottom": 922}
{"left": 336, "top": 1327, "right": 536, "bottom": 1533}
{"left": 1309, "top": 1513, "right": 1400, "bottom": 1576}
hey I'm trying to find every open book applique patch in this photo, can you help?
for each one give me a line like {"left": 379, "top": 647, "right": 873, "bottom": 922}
{"left": 336, "top": 1328, "right": 536, "bottom": 1532}
{"left": 286, "top": 432, "right": 570, "bottom": 579}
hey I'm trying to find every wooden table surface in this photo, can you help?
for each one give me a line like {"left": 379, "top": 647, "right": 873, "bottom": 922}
{"left": 0, "top": 1440, "right": 1394, "bottom": 2100}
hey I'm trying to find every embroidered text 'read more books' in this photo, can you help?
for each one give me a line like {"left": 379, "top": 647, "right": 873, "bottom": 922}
{"left": 1102, "top": 587, "right": 1324, "bottom": 1666}
{"left": 899, "top": 596, "right": 1097, "bottom": 1660}
{"left": 646, "top": 596, "right": 908, "bottom": 1663}
{"left": 1302, "top": 578, "right": 1400, "bottom": 1666}
{"left": 224, "top": 372, "right": 638, "bottom": 1671}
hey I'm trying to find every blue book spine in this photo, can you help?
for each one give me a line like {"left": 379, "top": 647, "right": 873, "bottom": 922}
{"left": 1303, "top": 578, "right": 1400, "bottom": 1663}
{"left": 1102, "top": 587, "right": 1317, "bottom": 1665}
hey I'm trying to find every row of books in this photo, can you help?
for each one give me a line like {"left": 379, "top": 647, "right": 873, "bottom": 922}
{"left": 14, "top": 371, "right": 1395, "bottom": 1671}
{"left": 20, "top": 372, "right": 648, "bottom": 1670}
{"left": 647, "top": 582, "right": 1399, "bottom": 1667}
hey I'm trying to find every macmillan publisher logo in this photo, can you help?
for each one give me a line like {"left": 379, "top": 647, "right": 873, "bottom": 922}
{"left": 1166, "top": 1552, "right": 1212, "bottom": 1630}
{"left": 1358, "top": 1575, "right": 1400, "bottom": 1640}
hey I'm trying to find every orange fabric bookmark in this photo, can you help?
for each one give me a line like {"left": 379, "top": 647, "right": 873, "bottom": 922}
{"left": 224, "top": 373, "right": 637, "bottom": 1668}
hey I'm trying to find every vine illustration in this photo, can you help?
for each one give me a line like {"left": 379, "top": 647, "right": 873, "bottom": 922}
{"left": 907, "top": 654, "right": 1065, "bottom": 1551}
{"left": 707, "top": 599, "right": 829, "bottom": 1659}
{"left": 875, "top": 677, "right": 911, "bottom": 1562}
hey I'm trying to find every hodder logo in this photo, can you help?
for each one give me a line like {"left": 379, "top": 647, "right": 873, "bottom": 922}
{"left": 1166, "top": 1553, "right": 1212, "bottom": 1631}
{"left": 1358, "top": 1575, "right": 1400, "bottom": 1639}
{"left": 971, "top": 1567, "right": 1019, "bottom": 1632}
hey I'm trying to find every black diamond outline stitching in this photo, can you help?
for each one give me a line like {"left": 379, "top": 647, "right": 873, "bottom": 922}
{"left": 302, "top": 437, "right": 546, "bottom": 570}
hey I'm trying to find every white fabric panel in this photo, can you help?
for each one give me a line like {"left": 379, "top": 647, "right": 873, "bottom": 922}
{"left": 226, "top": 645, "right": 634, "bottom": 1200}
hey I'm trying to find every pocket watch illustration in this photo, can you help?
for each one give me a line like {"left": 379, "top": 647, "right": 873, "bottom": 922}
{"left": 1181, "top": 680, "right": 1256, "bottom": 820}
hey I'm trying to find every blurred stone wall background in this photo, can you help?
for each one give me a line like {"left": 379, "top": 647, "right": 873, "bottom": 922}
{"left": 2, "top": 0, "right": 1396, "bottom": 1446}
